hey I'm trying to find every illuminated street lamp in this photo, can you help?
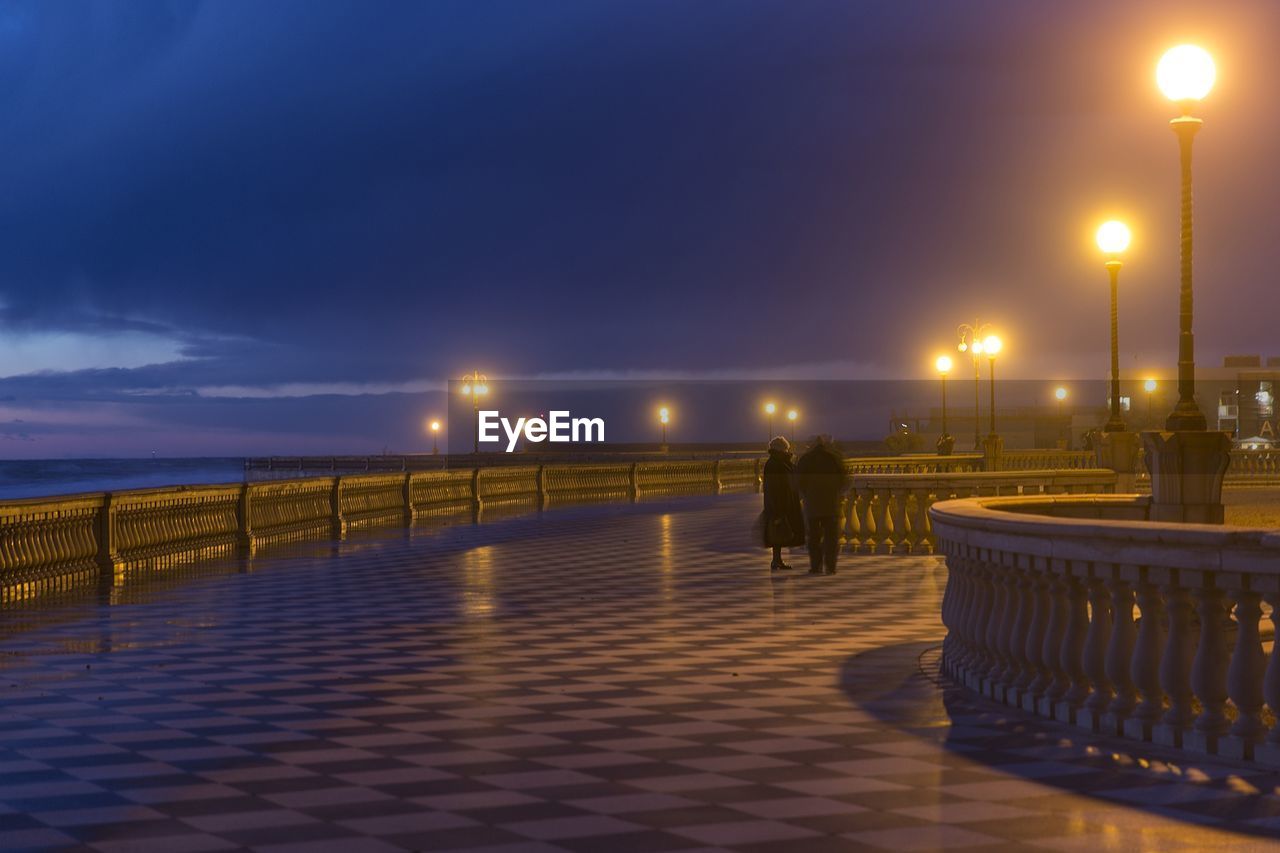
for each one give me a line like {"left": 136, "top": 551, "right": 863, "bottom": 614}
{"left": 957, "top": 321, "right": 991, "bottom": 450}
{"left": 983, "top": 335, "right": 1002, "bottom": 437}
{"left": 459, "top": 370, "right": 489, "bottom": 454}
{"left": 1096, "top": 220, "right": 1131, "bottom": 432}
{"left": 786, "top": 408, "right": 798, "bottom": 442}
{"left": 1144, "top": 378, "right": 1158, "bottom": 423}
{"left": 935, "top": 355, "right": 954, "bottom": 454}
{"left": 764, "top": 401, "right": 777, "bottom": 443}
{"left": 428, "top": 419, "right": 441, "bottom": 455}
{"left": 1157, "top": 44, "right": 1215, "bottom": 431}
{"left": 658, "top": 406, "right": 670, "bottom": 449}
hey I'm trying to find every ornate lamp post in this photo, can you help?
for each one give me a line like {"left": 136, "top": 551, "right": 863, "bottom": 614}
{"left": 957, "top": 321, "right": 991, "bottom": 450}
{"left": 935, "top": 355, "right": 954, "bottom": 454}
{"left": 459, "top": 370, "right": 489, "bottom": 454}
{"left": 763, "top": 401, "right": 776, "bottom": 443}
{"left": 428, "top": 419, "right": 441, "bottom": 455}
{"left": 983, "top": 335, "right": 1002, "bottom": 437}
{"left": 1157, "top": 45, "right": 1214, "bottom": 431}
{"left": 1095, "top": 219, "right": 1131, "bottom": 432}
{"left": 786, "top": 408, "right": 798, "bottom": 442}
{"left": 1145, "top": 45, "right": 1230, "bottom": 524}
{"left": 658, "top": 406, "right": 670, "bottom": 450}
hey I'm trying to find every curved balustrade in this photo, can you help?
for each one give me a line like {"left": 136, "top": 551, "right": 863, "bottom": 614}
{"left": 933, "top": 493, "right": 1280, "bottom": 765}
{"left": 1230, "top": 449, "right": 1280, "bottom": 479}
{"left": 337, "top": 473, "right": 407, "bottom": 530}
{"left": 844, "top": 470, "right": 1119, "bottom": 555}
{"left": 717, "top": 458, "right": 761, "bottom": 494}
{"left": 409, "top": 470, "right": 475, "bottom": 520}
{"left": 245, "top": 477, "right": 337, "bottom": 547}
{"left": 475, "top": 466, "right": 541, "bottom": 511}
{"left": 0, "top": 494, "right": 104, "bottom": 601}
{"left": 541, "top": 463, "right": 633, "bottom": 505}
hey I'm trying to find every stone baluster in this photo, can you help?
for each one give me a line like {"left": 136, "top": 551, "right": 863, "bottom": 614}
{"left": 982, "top": 562, "right": 1008, "bottom": 688}
{"left": 870, "top": 487, "right": 890, "bottom": 554}
{"left": 1104, "top": 577, "right": 1137, "bottom": 728}
{"left": 964, "top": 560, "right": 994, "bottom": 681}
{"left": 947, "top": 556, "right": 975, "bottom": 672}
{"left": 1057, "top": 574, "right": 1090, "bottom": 720}
{"left": 853, "top": 487, "right": 872, "bottom": 553}
{"left": 1157, "top": 584, "right": 1197, "bottom": 745}
{"left": 907, "top": 488, "right": 930, "bottom": 552}
{"left": 1189, "top": 585, "right": 1231, "bottom": 751}
{"left": 994, "top": 565, "right": 1022, "bottom": 698}
{"left": 1021, "top": 571, "right": 1051, "bottom": 710}
{"left": 1262, "top": 593, "right": 1280, "bottom": 751}
{"left": 1005, "top": 569, "right": 1034, "bottom": 694}
{"left": 1037, "top": 573, "right": 1070, "bottom": 715}
{"left": 1080, "top": 576, "right": 1114, "bottom": 729}
{"left": 1226, "top": 588, "right": 1266, "bottom": 757}
{"left": 888, "top": 488, "right": 908, "bottom": 553}
{"left": 1127, "top": 579, "right": 1165, "bottom": 739}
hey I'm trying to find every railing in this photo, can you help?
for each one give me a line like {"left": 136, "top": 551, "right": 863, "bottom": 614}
{"left": 1230, "top": 448, "right": 1280, "bottom": 479}
{"left": 932, "top": 493, "right": 1280, "bottom": 765}
{"left": 0, "top": 459, "right": 767, "bottom": 599}
{"left": 844, "top": 470, "right": 1119, "bottom": 555}
{"left": 844, "top": 454, "right": 983, "bottom": 475}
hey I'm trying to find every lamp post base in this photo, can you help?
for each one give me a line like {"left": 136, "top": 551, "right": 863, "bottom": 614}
{"left": 1141, "top": 430, "right": 1231, "bottom": 524}
{"left": 981, "top": 434, "right": 1004, "bottom": 472}
{"left": 1095, "top": 431, "right": 1141, "bottom": 492}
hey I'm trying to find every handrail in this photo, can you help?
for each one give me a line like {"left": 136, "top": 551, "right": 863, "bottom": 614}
{"left": 931, "top": 493, "right": 1280, "bottom": 764}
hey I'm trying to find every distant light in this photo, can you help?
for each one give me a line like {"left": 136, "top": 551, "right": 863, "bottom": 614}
{"left": 935, "top": 355, "right": 953, "bottom": 375}
{"left": 982, "top": 335, "right": 1002, "bottom": 357}
{"left": 429, "top": 420, "right": 440, "bottom": 432}
{"left": 1157, "top": 45, "right": 1215, "bottom": 103}
{"left": 786, "top": 409, "right": 798, "bottom": 421}
{"left": 971, "top": 340, "right": 984, "bottom": 355}
{"left": 659, "top": 406, "right": 670, "bottom": 424}
{"left": 1095, "top": 220, "right": 1131, "bottom": 255}
{"left": 1055, "top": 387, "right": 1068, "bottom": 401}
{"left": 1144, "top": 378, "right": 1158, "bottom": 393}
{"left": 764, "top": 402, "right": 776, "bottom": 415}
{"left": 476, "top": 383, "right": 489, "bottom": 396}
{"left": 957, "top": 342, "right": 968, "bottom": 353}
{"left": 460, "top": 383, "right": 471, "bottom": 396}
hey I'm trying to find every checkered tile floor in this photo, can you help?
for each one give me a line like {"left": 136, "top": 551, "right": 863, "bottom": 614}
{"left": 1, "top": 495, "right": 1280, "bottom": 851}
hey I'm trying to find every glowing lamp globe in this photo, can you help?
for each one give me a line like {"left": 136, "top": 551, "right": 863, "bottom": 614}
{"left": 658, "top": 407, "right": 670, "bottom": 424}
{"left": 1055, "top": 387, "right": 1067, "bottom": 401}
{"left": 1144, "top": 378, "right": 1158, "bottom": 393}
{"left": 460, "top": 383, "right": 471, "bottom": 396}
{"left": 764, "top": 402, "right": 776, "bottom": 415}
{"left": 1157, "top": 45, "right": 1215, "bottom": 103}
{"left": 430, "top": 420, "right": 440, "bottom": 432}
{"left": 1095, "top": 220, "right": 1131, "bottom": 255}
{"left": 935, "top": 355, "right": 953, "bottom": 374}
{"left": 982, "top": 335, "right": 1002, "bottom": 357}
{"left": 787, "top": 409, "right": 798, "bottom": 421}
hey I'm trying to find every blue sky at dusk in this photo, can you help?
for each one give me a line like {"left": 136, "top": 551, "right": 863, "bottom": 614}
{"left": 0, "top": 0, "right": 1278, "bottom": 455}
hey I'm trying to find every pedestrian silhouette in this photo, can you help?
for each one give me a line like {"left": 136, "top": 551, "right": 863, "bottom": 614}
{"left": 760, "top": 436, "right": 804, "bottom": 570}
{"left": 795, "top": 434, "right": 848, "bottom": 575}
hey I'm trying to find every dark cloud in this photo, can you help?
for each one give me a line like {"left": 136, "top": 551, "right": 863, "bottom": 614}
{"left": 0, "top": 0, "right": 1276, "bottom": 454}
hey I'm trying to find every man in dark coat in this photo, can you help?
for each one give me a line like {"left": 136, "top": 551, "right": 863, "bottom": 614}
{"left": 761, "top": 436, "right": 804, "bottom": 570}
{"left": 795, "top": 434, "right": 848, "bottom": 575}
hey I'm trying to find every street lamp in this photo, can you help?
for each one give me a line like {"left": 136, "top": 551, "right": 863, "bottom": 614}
{"left": 983, "top": 334, "right": 1002, "bottom": 437}
{"left": 1144, "top": 378, "right": 1158, "bottom": 423}
{"left": 763, "top": 401, "right": 776, "bottom": 443}
{"left": 459, "top": 370, "right": 489, "bottom": 454}
{"left": 786, "top": 408, "right": 798, "bottom": 441}
{"left": 1157, "top": 44, "right": 1214, "bottom": 431}
{"left": 935, "top": 355, "right": 954, "bottom": 454}
{"left": 658, "top": 406, "right": 670, "bottom": 449}
{"left": 1096, "top": 219, "right": 1131, "bottom": 432}
{"left": 428, "top": 419, "right": 441, "bottom": 455}
{"left": 957, "top": 321, "right": 991, "bottom": 450}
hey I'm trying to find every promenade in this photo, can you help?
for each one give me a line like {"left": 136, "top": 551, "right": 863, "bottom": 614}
{"left": 0, "top": 495, "right": 1278, "bottom": 851}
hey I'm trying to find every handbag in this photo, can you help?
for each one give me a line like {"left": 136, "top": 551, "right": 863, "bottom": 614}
{"left": 767, "top": 516, "right": 794, "bottom": 547}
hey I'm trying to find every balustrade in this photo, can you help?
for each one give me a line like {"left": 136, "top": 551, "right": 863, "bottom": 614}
{"left": 934, "top": 493, "right": 1280, "bottom": 766}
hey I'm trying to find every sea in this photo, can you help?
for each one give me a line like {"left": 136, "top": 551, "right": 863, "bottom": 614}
{"left": 0, "top": 458, "right": 276, "bottom": 501}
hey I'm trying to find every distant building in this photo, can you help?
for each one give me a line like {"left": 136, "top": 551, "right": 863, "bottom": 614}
{"left": 1202, "top": 355, "right": 1280, "bottom": 447}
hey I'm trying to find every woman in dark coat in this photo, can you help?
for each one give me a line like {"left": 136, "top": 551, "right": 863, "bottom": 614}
{"left": 761, "top": 436, "right": 805, "bottom": 570}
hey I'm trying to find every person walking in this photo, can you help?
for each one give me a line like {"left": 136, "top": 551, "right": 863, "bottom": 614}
{"left": 795, "top": 434, "right": 847, "bottom": 575}
{"left": 760, "top": 436, "right": 804, "bottom": 570}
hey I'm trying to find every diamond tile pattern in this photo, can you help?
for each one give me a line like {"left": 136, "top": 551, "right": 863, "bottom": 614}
{"left": 0, "top": 495, "right": 1278, "bottom": 851}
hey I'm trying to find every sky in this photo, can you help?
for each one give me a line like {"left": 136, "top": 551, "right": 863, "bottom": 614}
{"left": 0, "top": 0, "right": 1278, "bottom": 456}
